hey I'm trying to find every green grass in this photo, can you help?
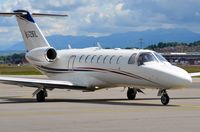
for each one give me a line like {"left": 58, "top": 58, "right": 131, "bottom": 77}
{"left": 0, "top": 64, "right": 200, "bottom": 77}
{"left": 178, "top": 65, "right": 200, "bottom": 73}
{"left": 0, "top": 64, "right": 42, "bottom": 75}
{"left": 177, "top": 65, "right": 200, "bottom": 78}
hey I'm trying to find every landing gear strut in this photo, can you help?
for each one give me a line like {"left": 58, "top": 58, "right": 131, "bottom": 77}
{"left": 127, "top": 88, "right": 137, "bottom": 100}
{"left": 36, "top": 89, "right": 47, "bottom": 102}
{"left": 159, "top": 89, "right": 170, "bottom": 105}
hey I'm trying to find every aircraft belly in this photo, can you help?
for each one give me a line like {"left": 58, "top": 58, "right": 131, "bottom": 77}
{"left": 47, "top": 72, "right": 108, "bottom": 88}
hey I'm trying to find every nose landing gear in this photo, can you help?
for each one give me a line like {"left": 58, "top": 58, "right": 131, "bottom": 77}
{"left": 158, "top": 89, "right": 170, "bottom": 105}
{"left": 161, "top": 93, "right": 169, "bottom": 105}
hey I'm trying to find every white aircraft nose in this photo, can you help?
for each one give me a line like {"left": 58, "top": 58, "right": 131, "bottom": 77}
{"left": 147, "top": 64, "right": 192, "bottom": 88}
{"left": 175, "top": 72, "right": 192, "bottom": 87}
{"left": 167, "top": 66, "right": 192, "bottom": 88}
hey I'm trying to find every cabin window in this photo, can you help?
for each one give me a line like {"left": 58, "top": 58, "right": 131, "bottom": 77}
{"left": 128, "top": 53, "right": 137, "bottom": 64}
{"left": 103, "top": 55, "right": 109, "bottom": 63}
{"left": 79, "top": 55, "right": 85, "bottom": 63}
{"left": 97, "top": 55, "right": 103, "bottom": 63}
{"left": 91, "top": 55, "right": 97, "bottom": 63}
{"left": 109, "top": 55, "right": 115, "bottom": 64}
{"left": 85, "top": 55, "right": 91, "bottom": 63}
{"left": 116, "top": 56, "right": 122, "bottom": 64}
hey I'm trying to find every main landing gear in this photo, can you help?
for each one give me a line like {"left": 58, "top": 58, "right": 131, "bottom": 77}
{"left": 33, "top": 88, "right": 48, "bottom": 102}
{"left": 37, "top": 90, "right": 45, "bottom": 102}
{"left": 127, "top": 88, "right": 144, "bottom": 100}
{"left": 127, "top": 88, "right": 137, "bottom": 100}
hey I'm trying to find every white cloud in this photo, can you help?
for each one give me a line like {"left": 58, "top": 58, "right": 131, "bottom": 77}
{"left": 0, "top": 0, "right": 200, "bottom": 47}
{"left": 115, "top": 3, "right": 124, "bottom": 12}
{"left": 0, "top": 27, "right": 8, "bottom": 33}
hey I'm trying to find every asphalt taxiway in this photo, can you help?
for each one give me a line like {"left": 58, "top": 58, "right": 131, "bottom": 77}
{"left": 0, "top": 76, "right": 200, "bottom": 132}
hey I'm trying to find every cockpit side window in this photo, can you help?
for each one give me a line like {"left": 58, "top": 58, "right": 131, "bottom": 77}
{"left": 128, "top": 53, "right": 137, "bottom": 64}
{"left": 154, "top": 52, "right": 168, "bottom": 63}
{"left": 137, "top": 52, "right": 157, "bottom": 66}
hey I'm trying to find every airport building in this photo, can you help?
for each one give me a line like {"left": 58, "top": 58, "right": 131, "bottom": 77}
{"left": 163, "top": 53, "right": 200, "bottom": 65}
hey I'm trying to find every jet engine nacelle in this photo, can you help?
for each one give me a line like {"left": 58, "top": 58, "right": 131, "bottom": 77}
{"left": 26, "top": 47, "right": 57, "bottom": 66}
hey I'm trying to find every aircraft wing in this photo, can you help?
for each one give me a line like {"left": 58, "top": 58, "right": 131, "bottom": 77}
{"left": 0, "top": 76, "right": 86, "bottom": 90}
{"left": 189, "top": 72, "right": 200, "bottom": 77}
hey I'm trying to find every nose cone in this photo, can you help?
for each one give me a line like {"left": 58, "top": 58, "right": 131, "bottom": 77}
{"left": 143, "top": 64, "right": 192, "bottom": 89}
{"left": 166, "top": 66, "right": 192, "bottom": 88}
{"left": 175, "top": 70, "right": 192, "bottom": 87}
{"left": 147, "top": 64, "right": 192, "bottom": 89}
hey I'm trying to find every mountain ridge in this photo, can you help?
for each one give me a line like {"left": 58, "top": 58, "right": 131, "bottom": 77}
{"left": 4, "top": 28, "right": 200, "bottom": 51}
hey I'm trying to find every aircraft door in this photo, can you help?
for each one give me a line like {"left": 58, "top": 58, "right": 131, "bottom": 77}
{"left": 68, "top": 55, "right": 76, "bottom": 71}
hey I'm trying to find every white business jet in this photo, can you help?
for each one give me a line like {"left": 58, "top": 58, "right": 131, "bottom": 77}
{"left": 0, "top": 10, "right": 199, "bottom": 105}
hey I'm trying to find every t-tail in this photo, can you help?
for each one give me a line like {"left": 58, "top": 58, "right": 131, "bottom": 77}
{"left": 0, "top": 10, "right": 67, "bottom": 66}
{"left": 14, "top": 10, "right": 50, "bottom": 51}
{"left": 0, "top": 10, "right": 67, "bottom": 51}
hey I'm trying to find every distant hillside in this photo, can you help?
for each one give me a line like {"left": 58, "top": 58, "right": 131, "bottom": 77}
{"left": 0, "top": 50, "right": 26, "bottom": 56}
{"left": 4, "top": 28, "right": 200, "bottom": 51}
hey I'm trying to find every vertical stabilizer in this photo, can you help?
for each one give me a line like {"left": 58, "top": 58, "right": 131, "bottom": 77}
{"left": 14, "top": 10, "right": 50, "bottom": 51}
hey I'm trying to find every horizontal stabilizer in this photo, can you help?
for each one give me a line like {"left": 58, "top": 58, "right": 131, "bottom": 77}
{"left": 0, "top": 12, "right": 22, "bottom": 16}
{"left": 32, "top": 13, "right": 68, "bottom": 17}
{"left": 0, "top": 12, "right": 68, "bottom": 17}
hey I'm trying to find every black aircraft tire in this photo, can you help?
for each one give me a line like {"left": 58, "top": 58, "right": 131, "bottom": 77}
{"left": 36, "top": 90, "right": 45, "bottom": 102}
{"left": 127, "top": 88, "right": 137, "bottom": 100}
{"left": 161, "top": 94, "right": 169, "bottom": 105}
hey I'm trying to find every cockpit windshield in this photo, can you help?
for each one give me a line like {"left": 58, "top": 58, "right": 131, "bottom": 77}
{"left": 137, "top": 52, "right": 158, "bottom": 65}
{"left": 154, "top": 52, "right": 168, "bottom": 63}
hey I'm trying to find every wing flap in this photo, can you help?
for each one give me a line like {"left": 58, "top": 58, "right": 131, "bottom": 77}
{"left": 0, "top": 76, "right": 86, "bottom": 90}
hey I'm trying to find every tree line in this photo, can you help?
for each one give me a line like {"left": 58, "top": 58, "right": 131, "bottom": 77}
{"left": 146, "top": 41, "right": 200, "bottom": 52}
{"left": 0, "top": 53, "right": 25, "bottom": 64}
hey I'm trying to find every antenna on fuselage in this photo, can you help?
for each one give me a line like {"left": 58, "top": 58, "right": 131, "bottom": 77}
{"left": 68, "top": 44, "right": 72, "bottom": 49}
{"left": 96, "top": 42, "right": 102, "bottom": 49}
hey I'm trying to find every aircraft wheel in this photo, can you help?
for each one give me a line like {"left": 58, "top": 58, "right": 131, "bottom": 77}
{"left": 127, "top": 88, "right": 137, "bottom": 100}
{"left": 36, "top": 90, "right": 45, "bottom": 102}
{"left": 161, "top": 94, "right": 169, "bottom": 105}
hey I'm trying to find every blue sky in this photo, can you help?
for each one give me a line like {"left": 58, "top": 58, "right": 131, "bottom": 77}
{"left": 0, "top": 0, "right": 200, "bottom": 48}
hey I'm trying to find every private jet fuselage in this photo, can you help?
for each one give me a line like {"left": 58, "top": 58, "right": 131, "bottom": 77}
{"left": 29, "top": 47, "right": 192, "bottom": 91}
